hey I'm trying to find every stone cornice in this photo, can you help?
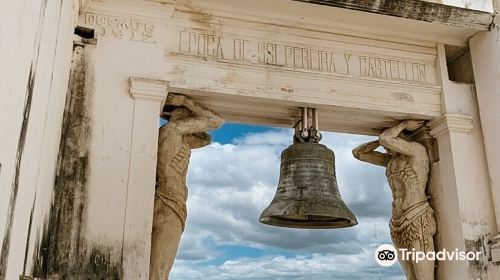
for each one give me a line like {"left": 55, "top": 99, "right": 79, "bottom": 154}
{"left": 293, "top": 0, "right": 494, "bottom": 31}
{"left": 81, "top": 0, "right": 175, "bottom": 20}
{"left": 129, "top": 77, "right": 169, "bottom": 101}
{"left": 429, "top": 113, "right": 474, "bottom": 137}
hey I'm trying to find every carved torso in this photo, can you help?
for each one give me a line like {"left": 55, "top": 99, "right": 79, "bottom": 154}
{"left": 156, "top": 130, "right": 191, "bottom": 203}
{"left": 386, "top": 154, "right": 428, "bottom": 218}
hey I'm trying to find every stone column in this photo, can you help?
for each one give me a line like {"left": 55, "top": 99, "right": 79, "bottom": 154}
{"left": 428, "top": 114, "right": 473, "bottom": 280}
{"left": 123, "top": 77, "right": 168, "bottom": 280}
{"left": 429, "top": 44, "right": 498, "bottom": 280}
{"left": 469, "top": 13, "right": 500, "bottom": 266}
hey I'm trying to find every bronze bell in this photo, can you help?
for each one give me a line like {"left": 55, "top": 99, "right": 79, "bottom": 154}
{"left": 259, "top": 108, "right": 358, "bottom": 229}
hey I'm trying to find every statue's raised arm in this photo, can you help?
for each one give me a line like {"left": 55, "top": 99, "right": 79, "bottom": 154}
{"left": 378, "top": 120, "right": 427, "bottom": 158}
{"left": 352, "top": 140, "right": 391, "bottom": 167}
{"left": 162, "top": 94, "right": 223, "bottom": 135}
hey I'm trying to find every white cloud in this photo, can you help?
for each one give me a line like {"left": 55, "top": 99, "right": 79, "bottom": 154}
{"left": 171, "top": 129, "right": 402, "bottom": 279}
{"left": 441, "top": 0, "right": 493, "bottom": 12}
{"left": 172, "top": 251, "right": 405, "bottom": 280}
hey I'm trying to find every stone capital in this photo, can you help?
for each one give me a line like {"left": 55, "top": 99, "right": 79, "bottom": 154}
{"left": 428, "top": 114, "right": 473, "bottom": 137}
{"left": 129, "top": 77, "right": 169, "bottom": 102}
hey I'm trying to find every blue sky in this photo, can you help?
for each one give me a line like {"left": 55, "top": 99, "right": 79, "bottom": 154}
{"left": 170, "top": 123, "right": 405, "bottom": 280}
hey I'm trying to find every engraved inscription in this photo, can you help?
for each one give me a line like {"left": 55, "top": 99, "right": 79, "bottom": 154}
{"left": 176, "top": 31, "right": 432, "bottom": 84}
{"left": 85, "top": 12, "right": 156, "bottom": 43}
{"left": 360, "top": 56, "right": 427, "bottom": 83}
{"left": 179, "top": 32, "right": 223, "bottom": 58}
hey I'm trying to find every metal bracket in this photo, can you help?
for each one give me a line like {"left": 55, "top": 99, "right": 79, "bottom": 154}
{"left": 294, "top": 107, "right": 322, "bottom": 144}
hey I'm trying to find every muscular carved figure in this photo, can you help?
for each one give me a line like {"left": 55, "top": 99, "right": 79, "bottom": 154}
{"left": 150, "top": 93, "right": 223, "bottom": 280}
{"left": 352, "top": 120, "right": 436, "bottom": 280}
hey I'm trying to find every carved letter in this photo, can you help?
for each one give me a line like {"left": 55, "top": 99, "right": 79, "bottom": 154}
{"left": 344, "top": 54, "right": 352, "bottom": 74}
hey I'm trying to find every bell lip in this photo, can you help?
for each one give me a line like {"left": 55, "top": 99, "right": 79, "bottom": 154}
{"left": 259, "top": 215, "right": 358, "bottom": 229}
{"left": 259, "top": 201, "right": 358, "bottom": 227}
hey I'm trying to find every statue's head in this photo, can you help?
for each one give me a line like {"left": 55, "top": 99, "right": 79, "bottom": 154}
{"left": 167, "top": 107, "right": 212, "bottom": 149}
{"left": 169, "top": 107, "right": 192, "bottom": 121}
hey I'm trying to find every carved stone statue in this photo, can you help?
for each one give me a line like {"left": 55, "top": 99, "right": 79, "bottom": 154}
{"left": 352, "top": 120, "right": 436, "bottom": 280}
{"left": 150, "top": 93, "right": 223, "bottom": 280}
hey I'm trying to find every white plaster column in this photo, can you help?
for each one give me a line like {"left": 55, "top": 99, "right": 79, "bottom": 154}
{"left": 429, "top": 114, "right": 472, "bottom": 280}
{"left": 469, "top": 6, "right": 500, "bottom": 271}
{"left": 123, "top": 77, "right": 168, "bottom": 280}
{"left": 430, "top": 44, "right": 498, "bottom": 280}
{"left": 469, "top": 18, "right": 500, "bottom": 243}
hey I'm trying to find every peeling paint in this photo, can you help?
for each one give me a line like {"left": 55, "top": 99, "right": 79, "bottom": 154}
{"left": 391, "top": 92, "right": 414, "bottom": 102}
{"left": 175, "top": 0, "right": 221, "bottom": 34}
{"left": 465, "top": 235, "right": 490, "bottom": 279}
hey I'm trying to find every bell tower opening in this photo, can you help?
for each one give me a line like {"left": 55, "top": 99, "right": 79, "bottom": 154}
{"left": 169, "top": 122, "right": 399, "bottom": 279}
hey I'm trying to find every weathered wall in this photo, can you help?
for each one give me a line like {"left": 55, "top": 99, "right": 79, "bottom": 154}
{"left": 42, "top": 2, "right": 170, "bottom": 279}
{"left": 0, "top": 0, "right": 78, "bottom": 279}
{"left": 73, "top": 1, "right": 500, "bottom": 279}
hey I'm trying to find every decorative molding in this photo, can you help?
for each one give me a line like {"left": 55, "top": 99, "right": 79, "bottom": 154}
{"left": 83, "top": 0, "right": 174, "bottom": 20}
{"left": 428, "top": 113, "right": 473, "bottom": 137}
{"left": 129, "top": 77, "right": 169, "bottom": 101}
